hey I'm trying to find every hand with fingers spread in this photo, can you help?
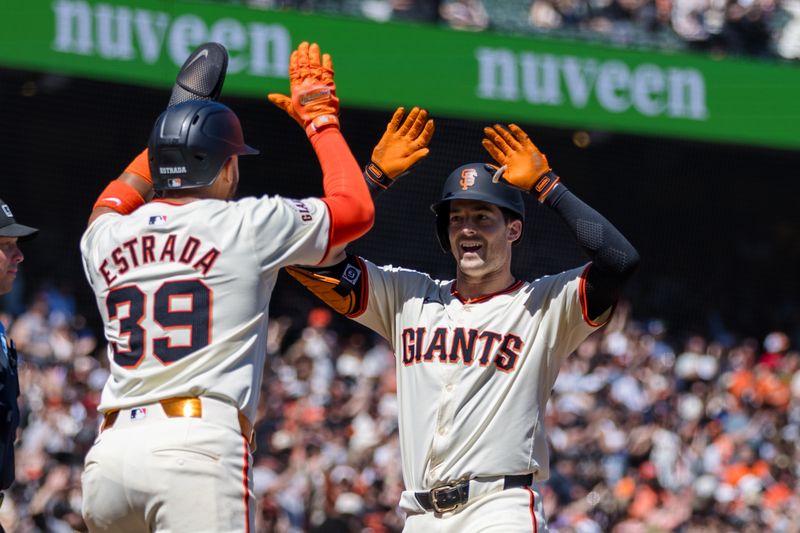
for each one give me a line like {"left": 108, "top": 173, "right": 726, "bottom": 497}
{"left": 268, "top": 41, "right": 339, "bottom": 137}
{"left": 482, "top": 123, "right": 560, "bottom": 202}
{"left": 365, "top": 106, "right": 435, "bottom": 193}
{"left": 267, "top": 92, "right": 302, "bottom": 127}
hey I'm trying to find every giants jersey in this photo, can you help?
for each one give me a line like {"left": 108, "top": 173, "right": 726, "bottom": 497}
{"left": 350, "top": 259, "right": 604, "bottom": 491}
{"left": 80, "top": 196, "right": 330, "bottom": 421}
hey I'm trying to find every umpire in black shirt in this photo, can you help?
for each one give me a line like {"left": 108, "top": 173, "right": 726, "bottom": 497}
{"left": 0, "top": 197, "right": 37, "bottom": 516}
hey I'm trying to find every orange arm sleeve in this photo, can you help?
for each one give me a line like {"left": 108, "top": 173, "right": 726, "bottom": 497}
{"left": 314, "top": 129, "right": 375, "bottom": 247}
{"left": 124, "top": 149, "right": 152, "bottom": 183}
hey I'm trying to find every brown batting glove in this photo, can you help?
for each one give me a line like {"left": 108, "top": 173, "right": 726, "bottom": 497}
{"left": 482, "top": 123, "right": 560, "bottom": 202}
{"left": 364, "top": 107, "right": 435, "bottom": 192}
{"left": 268, "top": 42, "right": 339, "bottom": 137}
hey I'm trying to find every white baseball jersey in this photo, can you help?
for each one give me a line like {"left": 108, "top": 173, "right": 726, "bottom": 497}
{"left": 349, "top": 259, "right": 604, "bottom": 494}
{"left": 80, "top": 196, "right": 330, "bottom": 421}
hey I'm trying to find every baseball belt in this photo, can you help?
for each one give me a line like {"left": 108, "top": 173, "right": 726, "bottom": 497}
{"left": 415, "top": 473, "right": 533, "bottom": 513}
{"left": 100, "top": 397, "right": 255, "bottom": 449}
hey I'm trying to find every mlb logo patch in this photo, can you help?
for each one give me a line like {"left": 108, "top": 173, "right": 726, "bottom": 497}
{"left": 1, "top": 204, "right": 12, "bottom": 217}
{"left": 148, "top": 215, "right": 168, "bottom": 226}
{"left": 130, "top": 407, "right": 147, "bottom": 421}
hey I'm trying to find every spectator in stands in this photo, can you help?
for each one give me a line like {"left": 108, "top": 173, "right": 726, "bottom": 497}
{"left": 440, "top": 0, "right": 490, "bottom": 30}
{"left": 390, "top": 0, "right": 442, "bottom": 21}
{"left": 3, "top": 271, "right": 800, "bottom": 531}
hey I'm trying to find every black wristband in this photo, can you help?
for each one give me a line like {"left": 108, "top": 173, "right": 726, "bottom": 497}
{"left": 363, "top": 161, "right": 395, "bottom": 198}
{"left": 532, "top": 171, "right": 560, "bottom": 202}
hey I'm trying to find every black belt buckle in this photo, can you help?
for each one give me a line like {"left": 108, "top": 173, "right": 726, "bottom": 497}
{"left": 430, "top": 480, "right": 467, "bottom": 513}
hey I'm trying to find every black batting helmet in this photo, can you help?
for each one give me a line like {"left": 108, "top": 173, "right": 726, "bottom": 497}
{"left": 148, "top": 100, "right": 259, "bottom": 191}
{"left": 430, "top": 163, "right": 525, "bottom": 253}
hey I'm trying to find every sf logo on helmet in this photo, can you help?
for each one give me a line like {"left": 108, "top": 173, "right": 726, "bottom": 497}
{"left": 460, "top": 168, "right": 477, "bottom": 190}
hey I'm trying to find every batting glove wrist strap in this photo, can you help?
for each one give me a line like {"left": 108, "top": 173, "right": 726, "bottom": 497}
{"left": 304, "top": 114, "right": 340, "bottom": 138}
{"left": 531, "top": 170, "right": 560, "bottom": 203}
{"left": 363, "top": 161, "right": 396, "bottom": 194}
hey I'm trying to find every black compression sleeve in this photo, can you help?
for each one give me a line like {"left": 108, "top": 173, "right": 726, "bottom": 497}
{"left": 543, "top": 184, "right": 640, "bottom": 321}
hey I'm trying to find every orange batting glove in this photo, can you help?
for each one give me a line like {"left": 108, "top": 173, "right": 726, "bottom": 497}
{"left": 364, "top": 106, "right": 435, "bottom": 191}
{"left": 482, "top": 124, "right": 560, "bottom": 202}
{"left": 268, "top": 42, "right": 339, "bottom": 138}
{"left": 267, "top": 93, "right": 302, "bottom": 128}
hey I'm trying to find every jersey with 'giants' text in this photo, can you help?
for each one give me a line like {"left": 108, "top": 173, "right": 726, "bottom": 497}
{"left": 349, "top": 259, "right": 604, "bottom": 491}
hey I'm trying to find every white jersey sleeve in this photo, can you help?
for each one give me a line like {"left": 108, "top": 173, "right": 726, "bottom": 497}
{"left": 239, "top": 196, "right": 331, "bottom": 270}
{"left": 523, "top": 263, "right": 605, "bottom": 388}
{"left": 347, "top": 258, "right": 445, "bottom": 342}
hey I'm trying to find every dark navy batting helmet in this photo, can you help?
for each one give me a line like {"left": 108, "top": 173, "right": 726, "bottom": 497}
{"left": 430, "top": 163, "right": 525, "bottom": 253}
{"left": 148, "top": 100, "right": 259, "bottom": 191}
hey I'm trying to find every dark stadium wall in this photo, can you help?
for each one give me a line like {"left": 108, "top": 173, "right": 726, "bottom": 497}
{"left": 1, "top": 68, "right": 798, "bottom": 340}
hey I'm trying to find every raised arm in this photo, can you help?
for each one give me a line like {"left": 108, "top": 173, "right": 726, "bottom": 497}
{"left": 362, "top": 106, "right": 434, "bottom": 198}
{"left": 87, "top": 150, "right": 153, "bottom": 226}
{"left": 482, "top": 123, "right": 640, "bottom": 321}
{"left": 269, "top": 97, "right": 434, "bottom": 199}
{"left": 270, "top": 42, "right": 375, "bottom": 266}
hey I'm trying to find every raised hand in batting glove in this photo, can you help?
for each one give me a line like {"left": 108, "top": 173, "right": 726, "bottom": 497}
{"left": 365, "top": 107, "right": 435, "bottom": 193}
{"left": 267, "top": 41, "right": 339, "bottom": 138}
{"left": 482, "top": 124, "right": 560, "bottom": 202}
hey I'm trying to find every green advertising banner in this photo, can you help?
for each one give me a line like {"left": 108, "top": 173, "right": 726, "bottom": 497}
{"left": 1, "top": 0, "right": 798, "bottom": 149}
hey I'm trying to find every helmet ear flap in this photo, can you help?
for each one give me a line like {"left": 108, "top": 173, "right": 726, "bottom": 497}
{"left": 434, "top": 202, "right": 451, "bottom": 254}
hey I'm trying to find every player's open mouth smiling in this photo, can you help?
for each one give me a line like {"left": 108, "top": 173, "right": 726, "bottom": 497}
{"left": 460, "top": 241, "right": 483, "bottom": 254}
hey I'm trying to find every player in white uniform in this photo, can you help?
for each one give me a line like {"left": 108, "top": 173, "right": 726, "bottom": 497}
{"left": 286, "top": 123, "right": 640, "bottom": 531}
{"left": 79, "top": 41, "right": 375, "bottom": 532}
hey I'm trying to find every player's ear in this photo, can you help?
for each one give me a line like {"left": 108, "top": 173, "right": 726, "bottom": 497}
{"left": 219, "top": 156, "right": 238, "bottom": 184}
{"left": 507, "top": 219, "right": 522, "bottom": 243}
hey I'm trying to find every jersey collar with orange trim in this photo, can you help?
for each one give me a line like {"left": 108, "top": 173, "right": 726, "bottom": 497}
{"left": 450, "top": 279, "right": 524, "bottom": 304}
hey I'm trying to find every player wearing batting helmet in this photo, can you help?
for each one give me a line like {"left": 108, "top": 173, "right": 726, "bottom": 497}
{"left": 286, "top": 122, "right": 639, "bottom": 531}
{"left": 79, "top": 41, "right": 375, "bottom": 532}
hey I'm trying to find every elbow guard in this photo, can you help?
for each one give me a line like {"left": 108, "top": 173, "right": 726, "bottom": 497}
{"left": 284, "top": 254, "right": 368, "bottom": 317}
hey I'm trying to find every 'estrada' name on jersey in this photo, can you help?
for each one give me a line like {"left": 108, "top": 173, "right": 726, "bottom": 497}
{"left": 401, "top": 326, "right": 523, "bottom": 372}
{"left": 98, "top": 233, "right": 221, "bottom": 286}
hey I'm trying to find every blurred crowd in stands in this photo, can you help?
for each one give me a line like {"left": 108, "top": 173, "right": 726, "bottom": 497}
{"left": 240, "top": 0, "right": 800, "bottom": 59}
{"left": 1, "top": 281, "right": 799, "bottom": 532}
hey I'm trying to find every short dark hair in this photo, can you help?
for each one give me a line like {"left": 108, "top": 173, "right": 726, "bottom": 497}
{"left": 499, "top": 206, "right": 522, "bottom": 225}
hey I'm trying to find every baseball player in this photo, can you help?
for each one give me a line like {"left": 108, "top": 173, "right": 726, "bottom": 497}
{"left": 0, "top": 198, "right": 38, "bottom": 519}
{"left": 79, "top": 41, "right": 374, "bottom": 532}
{"left": 285, "top": 123, "right": 640, "bottom": 531}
